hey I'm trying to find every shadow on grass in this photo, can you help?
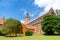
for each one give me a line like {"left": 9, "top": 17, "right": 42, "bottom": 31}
{"left": 5, "top": 35, "right": 25, "bottom": 38}
{"left": 0, "top": 35, "right": 24, "bottom": 38}
{"left": 5, "top": 36, "right": 17, "bottom": 37}
{"left": 44, "top": 34, "right": 60, "bottom": 36}
{"left": 0, "top": 34, "right": 24, "bottom": 38}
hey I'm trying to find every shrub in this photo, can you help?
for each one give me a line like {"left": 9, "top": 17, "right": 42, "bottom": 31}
{"left": 25, "top": 30, "right": 33, "bottom": 36}
{"left": 0, "top": 30, "right": 2, "bottom": 35}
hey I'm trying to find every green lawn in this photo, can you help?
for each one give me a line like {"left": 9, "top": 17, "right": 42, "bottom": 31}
{"left": 0, "top": 34, "right": 60, "bottom": 40}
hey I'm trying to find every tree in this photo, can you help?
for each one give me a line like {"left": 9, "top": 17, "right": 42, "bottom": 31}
{"left": 55, "top": 10, "right": 60, "bottom": 33}
{"left": 1, "top": 18, "right": 22, "bottom": 35}
{"left": 41, "top": 14, "right": 59, "bottom": 34}
{"left": 56, "top": 9, "right": 60, "bottom": 17}
{"left": 55, "top": 18, "right": 60, "bottom": 33}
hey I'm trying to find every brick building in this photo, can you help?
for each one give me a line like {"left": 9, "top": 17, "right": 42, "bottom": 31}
{"left": 0, "top": 7, "right": 56, "bottom": 35}
{"left": 24, "top": 7, "right": 56, "bottom": 34}
{"left": 0, "top": 18, "right": 4, "bottom": 30}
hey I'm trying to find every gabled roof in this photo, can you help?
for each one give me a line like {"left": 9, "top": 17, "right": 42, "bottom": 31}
{"left": 27, "top": 7, "right": 56, "bottom": 24}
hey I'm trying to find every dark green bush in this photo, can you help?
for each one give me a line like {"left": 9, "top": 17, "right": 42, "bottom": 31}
{"left": 25, "top": 30, "right": 33, "bottom": 36}
{"left": 0, "top": 30, "right": 2, "bottom": 35}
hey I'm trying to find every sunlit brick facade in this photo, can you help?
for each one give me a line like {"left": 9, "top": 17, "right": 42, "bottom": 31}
{"left": 24, "top": 7, "right": 56, "bottom": 34}
{"left": 0, "top": 18, "right": 4, "bottom": 30}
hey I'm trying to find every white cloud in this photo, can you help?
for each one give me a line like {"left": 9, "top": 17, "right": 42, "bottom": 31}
{"left": 24, "top": 10, "right": 28, "bottom": 15}
{"left": 20, "top": 8, "right": 28, "bottom": 15}
{"left": 21, "top": 8, "right": 35, "bottom": 17}
{"left": 29, "top": 13, "right": 34, "bottom": 17}
{"left": 31, "top": 14, "right": 34, "bottom": 17}
{"left": 34, "top": 0, "right": 60, "bottom": 16}
{"left": 20, "top": 20, "right": 24, "bottom": 23}
{"left": 23, "top": 10, "right": 34, "bottom": 17}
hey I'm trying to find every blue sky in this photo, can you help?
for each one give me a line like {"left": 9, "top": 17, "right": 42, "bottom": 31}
{"left": 0, "top": 0, "right": 60, "bottom": 23}
{"left": 0, "top": 0, "right": 44, "bottom": 22}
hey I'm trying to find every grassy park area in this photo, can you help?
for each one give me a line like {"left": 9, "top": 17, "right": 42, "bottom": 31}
{"left": 0, "top": 34, "right": 60, "bottom": 40}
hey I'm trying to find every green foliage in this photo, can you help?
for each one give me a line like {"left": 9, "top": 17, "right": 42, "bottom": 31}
{"left": 42, "top": 14, "right": 60, "bottom": 34}
{"left": 2, "top": 18, "right": 22, "bottom": 34}
{"left": 0, "top": 30, "right": 2, "bottom": 35}
{"left": 55, "top": 18, "right": 60, "bottom": 33}
{"left": 25, "top": 30, "right": 33, "bottom": 36}
{"left": 56, "top": 9, "right": 60, "bottom": 17}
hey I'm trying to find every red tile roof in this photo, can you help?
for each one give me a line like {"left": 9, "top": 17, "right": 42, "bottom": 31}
{"left": 0, "top": 18, "right": 4, "bottom": 24}
{"left": 25, "top": 24, "right": 35, "bottom": 29}
{"left": 21, "top": 23, "right": 35, "bottom": 30}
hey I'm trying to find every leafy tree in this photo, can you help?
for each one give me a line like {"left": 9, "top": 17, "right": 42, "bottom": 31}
{"left": 55, "top": 18, "right": 60, "bottom": 33}
{"left": 56, "top": 9, "right": 60, "bottom": 17}
{"left": 1, "top": 18, "right": 22, "bottom": 34}
{"left": 41, "top": 14, "right": 60, "bottom": 34}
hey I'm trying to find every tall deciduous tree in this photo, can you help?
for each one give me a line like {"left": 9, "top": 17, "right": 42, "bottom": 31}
{"left": 55, "top": 18, "right": 60, "bottom": 33}
{"left": 56, "top": 9, "right": 60, "bottom": 17}
{"left": 41, "top": 14, "right": 60, "bottom": 34}
{"left": 2, "top": 18, "right": 22, "bottom": 34}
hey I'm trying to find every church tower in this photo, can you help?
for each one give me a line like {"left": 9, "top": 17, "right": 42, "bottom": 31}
{"left": 24, "top": 13, "right": 30, "bottom": 24}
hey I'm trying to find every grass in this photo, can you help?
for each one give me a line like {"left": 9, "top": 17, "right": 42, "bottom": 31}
{"left": 0, "top": 34, "right": 60, "bottom": 40}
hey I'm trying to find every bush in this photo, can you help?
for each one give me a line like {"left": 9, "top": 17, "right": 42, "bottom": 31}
{"left": 0, "top": 30, "right": 2, "bottom": 35}
{"left": 25, "top": 30, "right": 33, "bottom": 36}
